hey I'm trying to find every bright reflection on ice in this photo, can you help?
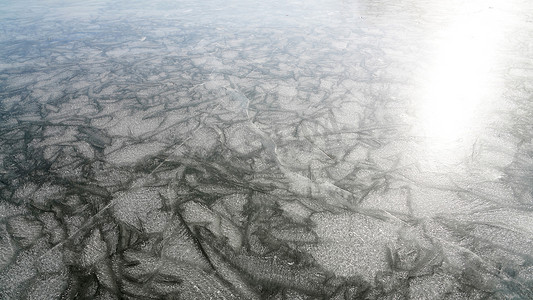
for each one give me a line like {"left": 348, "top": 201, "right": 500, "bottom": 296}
{"left": 417, "top": 3, "right": 507, "bottom": 166}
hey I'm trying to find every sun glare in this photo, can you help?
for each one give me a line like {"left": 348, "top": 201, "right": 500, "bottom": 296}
{"left": 416, "top": 2, "right": 510, "bottom": 165}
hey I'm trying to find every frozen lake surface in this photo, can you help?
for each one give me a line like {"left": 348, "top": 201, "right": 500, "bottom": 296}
{"left": 1, "top": 0, "right": 533, "bottom": 298}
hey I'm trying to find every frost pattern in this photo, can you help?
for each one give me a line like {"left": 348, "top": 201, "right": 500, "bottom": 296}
{"left": 1, "top": 0, "right": 533, "bottom": 299}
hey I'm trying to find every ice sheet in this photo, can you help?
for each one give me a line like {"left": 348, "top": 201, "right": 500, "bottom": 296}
{"left": 1, "top": 0, "right": 533, "bottom": 298}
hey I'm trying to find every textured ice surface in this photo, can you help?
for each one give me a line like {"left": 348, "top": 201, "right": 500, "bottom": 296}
{"left": 1, "top": 0, "right": 533, "bottom": 298}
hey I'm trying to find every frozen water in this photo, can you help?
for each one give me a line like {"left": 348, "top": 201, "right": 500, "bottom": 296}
{"left": 1, "top": 0, "right": 533, "bottom": 298}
